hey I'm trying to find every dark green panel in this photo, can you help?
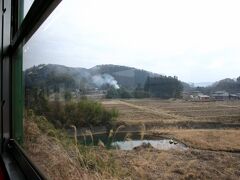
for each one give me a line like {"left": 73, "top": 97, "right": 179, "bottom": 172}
{"left": 12, "top": 47, "right": 23, "bottom": 144}
{"left": 12, "top": 0, "right": 24, "bottom": 144}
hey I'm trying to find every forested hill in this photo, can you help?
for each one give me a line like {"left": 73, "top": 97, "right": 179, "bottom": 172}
{"left": 195, "top": 77, "right": 240, "bottom": 94}
{"left": 211, "top": 78, "right": 240, "bottom": 93}
{"left": 24, "top": 64, "right": 162, "bottom": 90}
{"left": 90, "top": 64, "right": 160, "bottom": 88}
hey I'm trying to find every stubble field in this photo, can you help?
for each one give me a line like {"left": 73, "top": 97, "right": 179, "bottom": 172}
{"left": 25, "top": 99, "right": 240, "bottom": 179}
{"left": 100, "top": 99, "right": 240, "bottom": 179}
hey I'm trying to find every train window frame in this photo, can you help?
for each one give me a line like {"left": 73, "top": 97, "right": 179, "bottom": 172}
{"left": 10, "top": 0, "right": 62, "bottom": 145}
{"left": 1, "top": 0, "right": 61, "bottom": 179}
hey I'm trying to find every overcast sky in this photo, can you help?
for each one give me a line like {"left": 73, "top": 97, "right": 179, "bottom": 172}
{"left": 23, "top": 0, "right": 240, "bottom": 83}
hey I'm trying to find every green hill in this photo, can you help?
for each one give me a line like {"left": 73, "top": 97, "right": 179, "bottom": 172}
{"left": 24, "top": 64, "right": 161, "bottom": 90}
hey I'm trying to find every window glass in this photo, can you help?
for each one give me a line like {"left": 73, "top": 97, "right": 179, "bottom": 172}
{"left": 23, "top": 0, "right": 240, "bottom": 179}
{"left": 24, "top": 0, "right": 34, "bottom": 17}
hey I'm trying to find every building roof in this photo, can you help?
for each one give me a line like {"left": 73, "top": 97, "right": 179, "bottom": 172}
{"left": 212, "top": 91, "right": 229, "bottom": 96}
{"left": 198, "top": 94, "right": 210, "bottom": 98}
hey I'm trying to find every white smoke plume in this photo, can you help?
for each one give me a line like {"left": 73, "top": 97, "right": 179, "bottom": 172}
{"left": 92, "top": 74, "right": 120, "bottom": 89}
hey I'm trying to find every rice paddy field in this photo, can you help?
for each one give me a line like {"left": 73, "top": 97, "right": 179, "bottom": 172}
{"left": 102, "top": 99, "right": 240, "bottom": 126}
{"left": 100, "top": 99, "right": 240, "bottom": 179}
{"left": 25, "top": 99, "right": 240, "bottom": 179}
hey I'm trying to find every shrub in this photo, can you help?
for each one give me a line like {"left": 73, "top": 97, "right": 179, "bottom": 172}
{"left": 26, "top": 96, "right": 118, "bottom": 128}
{"left": 118, "top": 88, "right": 133, "bottom": 98}
{"left": 106, "top": 87, "right": 119, "bottom": 98}
{"left": 106, "top": 87, "right": 133, "bottom": 99}
{"left": 134, "top": 90, "right": 150, "bottom": 98}
{"left": 64, "top": 99, "right": 118, "bottom": 128}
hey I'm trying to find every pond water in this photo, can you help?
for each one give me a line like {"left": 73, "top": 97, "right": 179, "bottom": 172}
{"left": 112, "top": 139, "right": 187, "bottom": 150}
{"left": 77, "top": 131, "right": 188, "bottom": 151}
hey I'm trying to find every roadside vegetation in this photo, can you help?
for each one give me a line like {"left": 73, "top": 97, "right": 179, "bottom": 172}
{"left": 24, "top": 110, "right": 126, "bottom": 179}
{"left": 25, "top": 91, "right": 118, "bottom": 129}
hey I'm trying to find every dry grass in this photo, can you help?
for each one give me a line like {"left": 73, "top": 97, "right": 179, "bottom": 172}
{"left": 151, "top": 129, "right": 240, "bottom": 152}
{"left": 101, "top": 100, "right": 174, "bottom": 124}
{"left": 23, "top": 114, "right": 89, "bottom": 180}
{"left": 25, "top": 125, "right": 240, "bottom": 180}
{"left": 102, "top": 99, "right": 240, "bottom": 127}
{"left": 114, "top": 149, "right": 240, "bottom": 180}
{"left": 23, "top": 111, "right": 127, "bottom": 180}
{"left": 103, "top": 99, "right": 240, "bottom": 179}
{"left": 23, "top": 113, "right": 240, "bottom": 180}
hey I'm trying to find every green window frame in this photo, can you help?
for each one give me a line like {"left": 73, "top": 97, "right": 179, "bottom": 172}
{"left": 10, "top": 0, "right": 62, "bottom": 144}
{"left": 0, "top": 0, "right": 62, "bottom": 179}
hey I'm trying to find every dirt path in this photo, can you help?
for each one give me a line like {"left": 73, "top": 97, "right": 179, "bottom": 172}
{"left": 119, "top": 100, "right": 189, "bottom": 120}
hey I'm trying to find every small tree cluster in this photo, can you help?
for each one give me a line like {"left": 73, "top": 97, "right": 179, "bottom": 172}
{"left": 106, "top": 87, "right": 133, "bottom": 99}
{"left": 64, "top": 100, "right": 118, "bottom": 127}
{"left": 25, "top": 89, "right": 118, "bottom": 128}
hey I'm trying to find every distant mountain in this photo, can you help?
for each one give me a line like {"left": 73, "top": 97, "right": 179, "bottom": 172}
{"left": 24, "top": 64, "right": 92, "bottom": 89}
{"left": 24, "top": 64, "right": 161, "bottom": 90}
{"left": 90, "top": 64, "right": 160, "bottom": 89}
{"left": 182, "top": 81, "right": 193, "bottom": 92}
{"left": 193, "top": 77, "right": 240, "bottom": 94}
{"left": 24, "top": 64, "right": 240, "bottom": 95}
{"left": 210, "top": 78, "right": 240, "bottom": 93}
{"left": 192, "top": 82, "right": 213, "bottom": 87}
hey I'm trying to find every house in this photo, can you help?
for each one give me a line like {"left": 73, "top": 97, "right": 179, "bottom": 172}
{"left": 184, "top": 91, "right": 211, "bottom": 101}
{"left": 229, "top": 94, "right": 239, "bottom": 100}
{"left": 236, "top": 93, "right": 240, "bottom": 98}
{"left": 211, "top": 91, "right": 229, "bottom": 101}
{"left": 197, "top": 94, "right": 210, "bottom": 101}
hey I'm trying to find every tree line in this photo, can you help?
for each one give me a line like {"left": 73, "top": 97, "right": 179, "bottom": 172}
{"left": 106, "top": 76, "right": 183, "bottom": 99}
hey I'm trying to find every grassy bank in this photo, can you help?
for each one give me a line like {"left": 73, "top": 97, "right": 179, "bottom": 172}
{"left": 23, "top": 110, "right": 126, "bottom": 179}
